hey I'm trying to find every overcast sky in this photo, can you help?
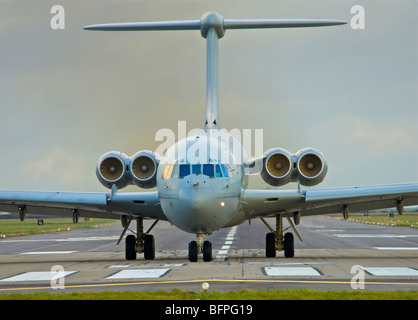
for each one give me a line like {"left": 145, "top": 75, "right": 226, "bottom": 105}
{"left": 0, "top": 0, "right": 417, "bottom": 192}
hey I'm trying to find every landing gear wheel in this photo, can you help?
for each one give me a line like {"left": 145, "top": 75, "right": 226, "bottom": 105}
{"left": 265, "top": 232, "right": 276, "bottom": 258}
{"left": 144, "top": 234, "right": 155, "bottom": 260}
{"left": 284, "top": 232, "right": 294, "bottom": 258}
{"left": 125, "top": 234, "right": 137, "bottom": 260}
{"left": 203, "top": 241, "right": 212, "bottom": 262}
{"left": 188, "top": 241, "right": 198, "bottom": 262}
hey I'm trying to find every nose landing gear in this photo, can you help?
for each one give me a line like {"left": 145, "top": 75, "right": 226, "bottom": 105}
{"left": 189, "top": 233, "right": 213, "bottom": 262}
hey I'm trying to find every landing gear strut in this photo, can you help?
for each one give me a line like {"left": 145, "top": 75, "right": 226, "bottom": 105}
{"left": 188, "top": 233, "right": 212, "bottom": 262}
{"left": 261, "top": 213, "right": 302, "bottom": 258}
{"left": 119, "top": 216, "right": 159, "bottom": 261}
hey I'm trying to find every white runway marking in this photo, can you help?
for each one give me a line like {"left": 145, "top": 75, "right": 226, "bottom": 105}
{"left": 215, "top": 226, "right": 237, "bottom": 261}
{"left": 107, "top": 265, "right": 132, "bottom": 269}
{"left": 105, "top": 269, "right": 171, "bottom": 279}
{"left": 334, "top": 234, "right": 418, "bottom": 238}
{"left": 374, "top": 247, "right": 418, "bottom": 250}
{"left": 363, "top": 267, "right": 418, "bottom": 276}
{"left": 264, "top": 267, "right": 322, "bottom": 276}
{"left": 2, "top": 236, "right": 119, "bottom": 242}
{"left": 21, "top": 251, "right": 77, "bottom": 255}
{"left": 0, "top": 271, "right": 77, "bottom": 282}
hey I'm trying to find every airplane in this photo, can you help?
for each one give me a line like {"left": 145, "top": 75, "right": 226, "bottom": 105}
{"left": 0, "top": 12, "right": 417, "bottom": 262}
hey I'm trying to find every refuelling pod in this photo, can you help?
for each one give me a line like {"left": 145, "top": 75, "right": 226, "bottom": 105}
{"left": 261, "top": 148, "right": 296, "bottom": 187}
{"left": 295, "top": 148, "right": 327, "bottom": 186}
{"left": 96, "top": 151, "right": 131, "bottom": 189}
{"left": 130, "top": 150, "right": 160, "bottom": 189}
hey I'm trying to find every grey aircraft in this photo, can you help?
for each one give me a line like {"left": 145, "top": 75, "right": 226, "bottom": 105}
{"left": 1, "top": 12, "right": 417, "bottom": 262}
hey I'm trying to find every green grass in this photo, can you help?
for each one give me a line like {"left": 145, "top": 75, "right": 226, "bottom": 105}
{"left": 333, "top": 213, "right": 417, "bottom": 228}
{"left": 0, "top": 289, "right": 417, "bottom": 300}
{"left": 0, "top": 218, "right": 118, "bottom": 238}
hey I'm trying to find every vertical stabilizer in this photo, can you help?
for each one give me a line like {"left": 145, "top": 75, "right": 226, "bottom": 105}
{"left": 84, "top": 12, "right": 346, "bottom": 131}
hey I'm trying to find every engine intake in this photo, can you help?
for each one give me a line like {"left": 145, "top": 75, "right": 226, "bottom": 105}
{"left": 130, "top": 150, "right": 160, "bottom": 189}
{"left": 260, "top": 147, "right": 327, "bottom": 187}
{"left": 96, "top": 150, "right": 160, "bottom": 189}
{"left": 96, "top": 152, "right": 131, "bottom": 189}
{"left": 261, "top": 148, "right": 295, "bottom": 186}
{"left": 295, "top": 148, "right": 327, "bottom": 186}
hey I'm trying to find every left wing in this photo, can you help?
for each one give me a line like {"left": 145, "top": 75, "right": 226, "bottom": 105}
{"left": 242, "top": 183, "right": 418, "bottom": 218}
{"left": 0, "top": 189, "right": 166, "bottom": 221}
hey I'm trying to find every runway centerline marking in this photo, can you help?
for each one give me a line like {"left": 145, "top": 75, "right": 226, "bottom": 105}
{"left": 215, "top": 226, "right": 237, "bottom": 261}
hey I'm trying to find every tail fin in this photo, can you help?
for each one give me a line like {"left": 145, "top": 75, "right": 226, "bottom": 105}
{"left": 84, "top": 12, "right": 346, "bottom": 130}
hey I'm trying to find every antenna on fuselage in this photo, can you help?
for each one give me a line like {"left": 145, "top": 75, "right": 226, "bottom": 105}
{"left": 84, "top": 12, "right": 346, "bottom": 131}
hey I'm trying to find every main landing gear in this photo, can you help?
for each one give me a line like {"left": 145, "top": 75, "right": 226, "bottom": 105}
{"left": 118, "top": 216, "right": 159, "bottom": 261}
{"left": 188, "top": 233, "right": 212, "bottom": 262}
{"left": 261, "top": 213, "right": 302, "bottom": 258}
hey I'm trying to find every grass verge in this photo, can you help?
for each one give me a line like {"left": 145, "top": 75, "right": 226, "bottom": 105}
{"left": 0, "top": 289, "right": 417, "bottom": 300}
{"left": 0, "top": 218, "right": 118, "bottom": 238}
{"left": 332, "top": 213, "right": 417, "bottom": 228}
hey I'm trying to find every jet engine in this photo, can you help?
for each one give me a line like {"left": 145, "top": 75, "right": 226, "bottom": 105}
{"left": 295, "top": 148, "right": 327, "bottom": 186}
{"left": 260, "top": 148, "right": 296, "bottom": 186}
{"left": 260, "top": 147, "right": 327, "bottom": 187}
{"left": 96, "top": 151, "right": 131, "bottom": 189}
{"left": 130, "top": 150, "right": 160, "bottom": 189}
{"left": 96, "top": 150, "right": 161, "bottom": 189}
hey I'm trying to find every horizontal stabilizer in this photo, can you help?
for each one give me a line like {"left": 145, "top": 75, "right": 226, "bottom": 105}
{"left": 83, "top": 20, "right": 201, "bottom": 31}
{"left": 224, "top": 19, "right": 347, "bottom": 29}
{"left": 84, "top": 14, "right": 346, "bottom": 32}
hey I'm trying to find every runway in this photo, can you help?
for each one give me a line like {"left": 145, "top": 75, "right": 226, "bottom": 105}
{"left": 0, "top": 216, "right": 417, "bottom": 293}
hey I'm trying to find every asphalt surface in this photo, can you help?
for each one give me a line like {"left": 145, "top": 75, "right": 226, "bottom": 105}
{"left": 0, "top": 215, "right": 417, "bottom": 293}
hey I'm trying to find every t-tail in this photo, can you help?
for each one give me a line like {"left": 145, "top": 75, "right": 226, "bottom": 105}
{"left": 84, "top": 11, "right": 346, "bottom": 131}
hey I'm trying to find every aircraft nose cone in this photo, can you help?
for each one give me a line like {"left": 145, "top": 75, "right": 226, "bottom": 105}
{"left": 178, "top": 187, "right": 213, "bottom": 211}
{"left": 168, "top": 186, "right": 223, "bottom": 233}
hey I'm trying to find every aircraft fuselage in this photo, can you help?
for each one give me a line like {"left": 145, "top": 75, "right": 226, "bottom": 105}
{"left": 157, "top": 130, "right": 248, "bottom": 234}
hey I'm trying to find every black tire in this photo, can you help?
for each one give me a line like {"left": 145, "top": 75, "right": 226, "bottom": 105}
{"left": 284, "top": 232, "right": 294, "bottom": 258}
{"left": 265, "top": 232, "right": 276, "bottom": 258}
{"left": 188, "top": 241, "right": 198, "bottom": 262}
{"left": 125, "top": 234, "right": 137, "bottom": 260}
{"left": 144, "top": 234, "right": 155, "bottom": 260}
{"left": 203, "top": 240, "right": 212, "bottom": 262}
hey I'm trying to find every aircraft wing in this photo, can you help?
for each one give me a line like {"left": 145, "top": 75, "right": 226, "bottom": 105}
{"left": 242, "top": 183, "right": 418, "bottom": 218}
{"left": 0, "top": 190, "right": 166, "bottom": 221}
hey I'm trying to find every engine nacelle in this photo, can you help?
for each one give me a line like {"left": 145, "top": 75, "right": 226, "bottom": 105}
{"left": 130, "top": 150, "right": 160, "bottom": 189}
{"left": 260, "top": 148, "right": 296, "bottom": 186}
{"left": 260, "top": 147, "right": 327, "bottom": 187}
{"left": 295, "top": 148, "right": 327, "bottom": 186}
{"left": 96, "top": 151, "right": 131, "bottom": 189}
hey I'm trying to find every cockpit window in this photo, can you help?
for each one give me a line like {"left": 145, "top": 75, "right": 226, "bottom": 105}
{"left": 179, "top": 164, "right": 190, "bottom": 178}
{"left": 167, "top": 163, "right": 233, "bottom": 179}
{"left": 171, "top": 164, "right": 179, "bottom": 178}
{"left": 203, "top": 164, "right": 214, "bottom": 177}
{"left": 192, "top": 164, "right": 201, "bottom": 175}
{"left": 215, "top": 164, "right": 223, "bottom": 177}
{"left": 220, "top": 164, "right": 233, "bottom": 178}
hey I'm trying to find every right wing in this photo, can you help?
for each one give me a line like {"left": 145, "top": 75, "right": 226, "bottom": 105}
{"left": 0, "top": 189, "right": 166, "bottom": 221}
{"left": 242, "top": 183, "right": 418, "bottom": 219}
